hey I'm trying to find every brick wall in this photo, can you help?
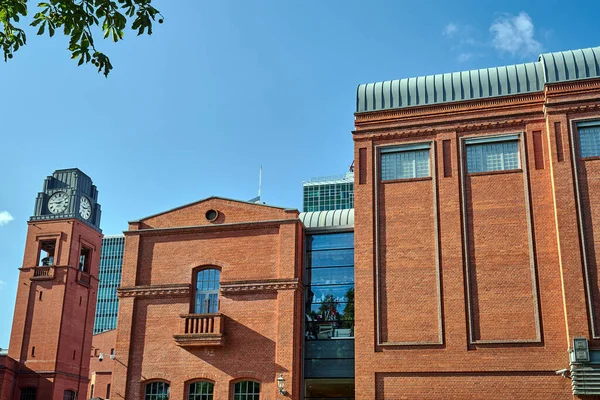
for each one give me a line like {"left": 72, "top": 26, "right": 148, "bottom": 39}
{"left": 353, "top": 78, "right": 600, "bottom": 399}
{"left": 5, "top": 219, "right": 102, "bottom": 399}
{"left": 110, "top": 198, "right": 303, "bottom": 400}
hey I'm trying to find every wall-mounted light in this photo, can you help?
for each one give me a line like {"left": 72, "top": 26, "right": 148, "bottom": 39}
{"left": 98, "top": 352, "right": 115, "bottom": 362}
{"left": 277, "top": 373, "right": 287, "bottom": 395}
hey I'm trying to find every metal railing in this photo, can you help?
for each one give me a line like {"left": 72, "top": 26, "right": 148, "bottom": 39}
{"left": 33, "top": 266, "right": 52, "bottom": 277}
{"left": 77, "top": 270, "right": 91, "bottom": 285}
{"left": 181, "top": 314, "right": 223, "bottom": 335}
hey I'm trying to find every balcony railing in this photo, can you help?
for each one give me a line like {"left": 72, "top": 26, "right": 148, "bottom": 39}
{"left": 77, "top": 270, "right": 91, "bottom": 286}
{"left": 174, "top": 314, "right": 225, "bottom": 347}
{"left": 31, "top": 266, "right": 54, "bottom": 280}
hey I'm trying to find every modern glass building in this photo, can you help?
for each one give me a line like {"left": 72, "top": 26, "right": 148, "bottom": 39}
{"left": 303, "top": 172, "right": 354, "bottom": 212}
{"left": 93, "top": 235, "right": 124, "bottom": 334}
{"left": 301, "top": 209, "right": 355, "bottom": 400}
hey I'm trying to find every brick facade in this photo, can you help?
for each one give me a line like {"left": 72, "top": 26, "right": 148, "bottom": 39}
{"left": 1, "top": 219, "right": 102, "bottom": 400}
{"left": 353, "top": 77, "right": 600, "bottom": 398}
{"left": 106, "top": 197, "right": 303, "bottom": 400}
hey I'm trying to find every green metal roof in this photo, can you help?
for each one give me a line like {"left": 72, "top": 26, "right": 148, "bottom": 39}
{"left": 357, "top": 45, "right": 600, "bottom": 113}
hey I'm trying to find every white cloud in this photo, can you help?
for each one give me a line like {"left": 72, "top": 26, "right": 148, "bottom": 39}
{"left": 457, "top": 53, "right": 474, "bottom": 62}
{"left": 490, "top": 12, "right": 542, "bottom": 56}
{"left": 0, "top": 211, "right": 13, "bottom": 226}
{"left": 443, "top": 23, "right": 458, "bottom": 37}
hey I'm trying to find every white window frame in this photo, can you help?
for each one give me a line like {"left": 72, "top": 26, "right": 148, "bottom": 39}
{"left": 577, "top": 121, "right": 600, "bottom": 158}
{"left": 465, "top": 135, "right": 520, "bottom": 173}
{"left": 380, "top": 143, "right": 431, "bottom": 181}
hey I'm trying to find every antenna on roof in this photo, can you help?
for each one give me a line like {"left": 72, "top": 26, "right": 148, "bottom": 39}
{"left": 247, "top": 166, "right": 262, "bottom": 204}
{"left": 258, "top": 165, "right": 262, "bottom": 200}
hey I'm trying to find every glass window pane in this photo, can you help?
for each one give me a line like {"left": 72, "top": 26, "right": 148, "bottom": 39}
{"left": 580, "top": 126, "right": 600, "bottom": 157}
{"left": 308, "top": 249, "right": 354, "bottom": 268}
{"left": 466, "top": 140, "right": 519, "bottom": 173}
{"left": 195, "top": 269, "right": 220, "bottom": 313}
{"left": 304, "top": 358, "right": 355, "bottom": 378}
{"left": 307, "top": 302, "right": 354, "bottom": 321}
{"left": 308, "top": 233, "right": 354, "bottom": 251}
{"left": 145, "top": 382, "right": 170, "bottom": 400}
{"left": 189, "top": 381, "right": 214, "bottom": 400}
{"left": 308, "top": 284, "right": 354, "bottom": 303}
{"left": 308, "top": 267, "right": 354, "bottom": 285}
{"left": 381, "top": 149, "right": 430, "bottom": 180}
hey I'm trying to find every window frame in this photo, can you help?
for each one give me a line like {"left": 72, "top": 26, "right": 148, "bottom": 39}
{"left": 231, "top": 380, "right": 261, "bottom": 400}
{"left": 144, "top": 380, "right": 170, "bottom": 400}
{"left": 63, "top": 390, "right": 76, "bottom": 400}
{"left": 19, "top": 387, "right": 37, "bottom": 400}
{"left": 191, "top": 267, "right": 221, "bottom": 314}
{"left": 464, "top": 134, "right": 521, "bottom": 175}
{"left": 577, "top": 120, "right": 600, "bottom": 160}
{"left": 379, "top": 142, "right": 432, "bottom": 182}
{"left": 186, "top": 380, "right": 215, "bottom": 400}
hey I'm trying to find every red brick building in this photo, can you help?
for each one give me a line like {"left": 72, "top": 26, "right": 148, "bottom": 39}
{"left": 3, "top": 45, "right": 600, "bottom": 400}
{"left": 109, "top": 197, "right": 304, "bottom": 399}
{"left": 353, "top": 45, "right": 600, "bottom": 398}
{"left": 0, "top": 169, "right": 103, "bottom": 400}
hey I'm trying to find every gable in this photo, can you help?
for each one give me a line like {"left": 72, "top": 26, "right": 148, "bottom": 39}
{"left": 129, "top": 197, "right": 298, "bottom": 230}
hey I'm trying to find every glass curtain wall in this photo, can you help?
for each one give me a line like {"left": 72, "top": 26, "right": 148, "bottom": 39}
{"left": 304, "top": 232, "right": 355, "bottom": 399}
{"left": 94, "top": 235, "right": 124, "bottom": 334}
{"left": 303, "top": 182, "right": 354, "bottom": 212}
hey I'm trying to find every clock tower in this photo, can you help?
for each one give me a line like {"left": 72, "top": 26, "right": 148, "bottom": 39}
{"left": 7, "top": 169, "right": 103, "bottom": 400}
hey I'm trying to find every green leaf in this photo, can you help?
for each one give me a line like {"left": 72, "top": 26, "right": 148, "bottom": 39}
{"left": 37, "top": 23, "right": 45, "bottom": 35}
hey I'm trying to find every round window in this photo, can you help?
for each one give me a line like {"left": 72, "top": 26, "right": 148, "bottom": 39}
{"left": 205, "top": 209, "right": 218, "bottom": 222}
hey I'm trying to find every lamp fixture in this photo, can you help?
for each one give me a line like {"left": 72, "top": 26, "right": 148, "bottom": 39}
{"left": 277, "top": 373, "right": 287, "bottom": 395}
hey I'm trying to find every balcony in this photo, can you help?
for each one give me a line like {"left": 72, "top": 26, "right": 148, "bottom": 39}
{"left": 77, "top": 270, "right": 91, "bottom": 286}
{"left": 174, "top": 313, "right": 225, "bottom": 347}
{"left": 30, "top": 266, "right": 54, "bottom": 281}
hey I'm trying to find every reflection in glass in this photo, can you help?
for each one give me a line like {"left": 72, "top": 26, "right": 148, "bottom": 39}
{"left": 308, "top": 233, "right": 354, "bottom": 251}
{"left": 308, "top": 267, "right": 354, "bottom": 285}
{"left": 308, "top": 249, "right": 354, "bottom": 268}
{"left": 309, "top": 285, "right": 354, "bottom": 303}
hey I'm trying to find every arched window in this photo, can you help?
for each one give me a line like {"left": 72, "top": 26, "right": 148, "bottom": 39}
{"left": 233, "top": 381, "right": 260, "bottom": 400}
{"left": 145, "top": 381, "right": 170, "bottom": 400}
{"left": 188, "top": 381, "right": 214, "bottom": 400}
{"left": 194, "top": 269, "right": 220, "bottom": 314}
{"left": 63, "top": 390, "right": 76, "bottom": 400}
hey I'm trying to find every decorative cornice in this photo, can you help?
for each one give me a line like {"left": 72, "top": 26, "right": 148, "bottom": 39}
{"left": 355, "top": 93, "right": 544, "bottom": 126}
{"left": 117, "top": 283, "right": 191, "bottom": 298}
{"left": 545, "top": 78, "right": 600, "bottom": 94}
{"left": 220, "top": 278, "right": 302, "bottom": 294}
{"left": 124, "top": 218, "right": 300, "bottom": 236}
{"left": 544, "top": 101, "right": 600, "bottom": 115}
{"left": 355, "top": 119, "right": 532, "bottom": 142}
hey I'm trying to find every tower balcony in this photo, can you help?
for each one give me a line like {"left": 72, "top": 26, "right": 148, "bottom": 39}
{"left": 174, "top": 313, "right": 225, "bottom": 347}
{"left": 30, "top": 266, "right": 54, "bottom": 281}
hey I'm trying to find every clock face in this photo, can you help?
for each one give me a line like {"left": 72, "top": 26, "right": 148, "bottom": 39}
{"left": 48, "top": 192, "right": 69, "bottom": 214}
{"left": 79, "top": 197, "right": 92, "bottom": 220}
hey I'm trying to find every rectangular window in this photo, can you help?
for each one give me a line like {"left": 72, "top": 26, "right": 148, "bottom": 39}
{"left": 38, "top": 240, "right": 56, "bottom": 266}
{"left": 20, "top": 388, "right": 37, "bottom": 400}
{"left": 381, "top": 143, "right": 430, "bottom": 180}
{"left": 578, "top": 122, "right": 600, "bottom": 158}
{"left": 79, "top": 246, "right": 91, "bottom": 272}
{"left": 466, "top": 136, "right": 520, "bottom": 173}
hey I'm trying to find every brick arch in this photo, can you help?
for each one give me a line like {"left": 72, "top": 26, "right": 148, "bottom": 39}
{"left": 183, "top": 374, "right": 219, "bottom": 384}
{"left": 140, "top": 378, "right": 171, "bottom": 398}
{"left": 230, "top": 374, "right": 262, "bottom": 384}
{"left": 186, "top": 259, "right": 229, "bottom": 271}
{"left": 141, "top": 376, "right": 171, "bottom": 385}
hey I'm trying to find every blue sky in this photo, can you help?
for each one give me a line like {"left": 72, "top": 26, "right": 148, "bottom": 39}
{"left": 0, "top": 0, "right": 598, "bottom": 347}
